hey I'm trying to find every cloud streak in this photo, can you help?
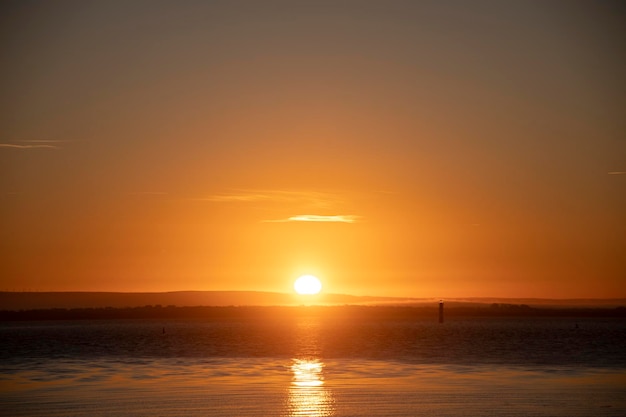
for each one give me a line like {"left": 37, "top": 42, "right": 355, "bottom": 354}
{"left": 203, "top": 189, "right": 362, "bottom": 223}
{"left": 0, "top": 143, "right": 59, "bottom": 149}
{"left": 0, "top": 140, "right": 78, "bottom": 150}
{"left": 264, "top": 214, "right": 360, "bottom": 223}
{"left": 608, "top": 171, "right": 626, "bottom": 175}
{"left": 200, "top": 189, "right": 338, "bottom": 209}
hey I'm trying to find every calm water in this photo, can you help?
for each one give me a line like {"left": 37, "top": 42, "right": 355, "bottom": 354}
{"left": 1, "top": 316, "right": 625, "bottom": 416}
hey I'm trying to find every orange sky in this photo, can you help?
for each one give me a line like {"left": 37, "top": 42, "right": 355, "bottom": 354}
{"left": 1, "top": 1, "right": 624, "bottom": 298}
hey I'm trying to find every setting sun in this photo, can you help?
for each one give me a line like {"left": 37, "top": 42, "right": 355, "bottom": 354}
{"left": 294, "top": 275, "right": 322, "bottom": 295}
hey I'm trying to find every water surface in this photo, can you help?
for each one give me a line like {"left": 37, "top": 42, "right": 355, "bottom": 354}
{"left": 1, "top": 316, "right": 625, "bottom": 416}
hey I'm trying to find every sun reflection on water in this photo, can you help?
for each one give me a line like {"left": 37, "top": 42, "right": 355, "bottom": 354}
{"left": 288, "top": 359, "right": 334, "bottom": 416}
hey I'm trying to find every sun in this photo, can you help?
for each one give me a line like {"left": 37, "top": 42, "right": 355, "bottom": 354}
{"left": 294, "top": 275, "right": 322, "bottom": 295}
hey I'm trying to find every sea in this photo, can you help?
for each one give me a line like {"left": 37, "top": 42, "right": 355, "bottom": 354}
{"left": 1, "top": 314, "right": 625, "bottom": 416}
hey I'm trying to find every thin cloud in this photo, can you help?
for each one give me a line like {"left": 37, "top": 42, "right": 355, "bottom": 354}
{"left": 264, "top": 214, "right": 360, "bottom": 223}
{"left": 200, "top": 189, "right": 338, "bottom": 209}
{"left": 0, "top": 139, "right": 78, "bottom": 149}
{"left": 608, "top": 171, "right": 626, "bottom": 175}
{"left": 0, "top": 143, "right": 59, "bottom": 149}
{"left": 17, "top": 140, "right": 72, "bottom": 143}
{"left": 202, "top": 193, "right": 273, "bottom": 203}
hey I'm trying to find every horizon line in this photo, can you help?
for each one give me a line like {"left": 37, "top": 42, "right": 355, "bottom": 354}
{"left": 1, "top": 290, "right": 624, "bottom": 301}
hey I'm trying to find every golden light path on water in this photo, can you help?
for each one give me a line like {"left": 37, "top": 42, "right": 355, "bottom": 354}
{"left": 288, "top": 358, "right": 335, "bottom": 416}
{"left": 284, "top": 314, "right": 335, "bottom": 416}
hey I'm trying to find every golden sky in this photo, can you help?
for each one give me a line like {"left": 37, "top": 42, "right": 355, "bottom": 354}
{"left": 1, "top": 1, "right": 624, "bottom": 298}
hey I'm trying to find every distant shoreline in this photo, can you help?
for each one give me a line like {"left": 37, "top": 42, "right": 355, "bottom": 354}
{"left": 2, "top": 291, "right": 625, "bottom": 311}
{"left": 1, "top": 304, "right": 625, "bottom": 321}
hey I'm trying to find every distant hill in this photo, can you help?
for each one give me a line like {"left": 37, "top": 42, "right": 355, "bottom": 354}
{"left": 0, "top": 291, "right": 417, "bottom": 310}
{"left": 1, "top": 292, "right": 624, "bottom": 311}
{"left": 438, "top": 298, "right": 626, "bottom": 308}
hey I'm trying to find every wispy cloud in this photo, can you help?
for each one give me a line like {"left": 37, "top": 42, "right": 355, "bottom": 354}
{"left": 202, "top": 189, "right": 363, "bottom": 223}
{"left": 264, "top": 214, "right": 360, "bottom": 223}
{"left": 199, "top": 189, "right": 338, "bottom": 209}
{"left": 0, "top": 143, "right": 59, "bottom": 149}
{"left": 17, "top": 140, "right": 71, "bottom": 143}
{"left": 608, "top": 171, "right": 626, "bottom": 175}
{"left": 0, "top": 139, "right": 77, "bottom": 150}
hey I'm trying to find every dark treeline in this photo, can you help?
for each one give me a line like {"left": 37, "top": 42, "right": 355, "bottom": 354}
{"left": 1, "top": 304, "right": 625, "bottom": 321}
